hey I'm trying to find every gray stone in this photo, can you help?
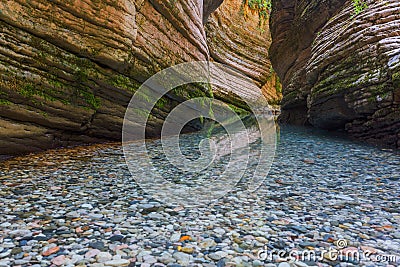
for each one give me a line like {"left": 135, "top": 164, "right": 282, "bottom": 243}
{"left": 103, "top": 259, "right": 130, "bottom": 266}
{"left": 173, "top": 252, "right": 192, "bottom": 266}
{"left": 96, "top": 252, "right": 112, "bottom": 263}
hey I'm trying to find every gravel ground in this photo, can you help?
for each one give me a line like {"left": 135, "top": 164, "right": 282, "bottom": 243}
{"left": 0, "top": 126, "right": 399, "bottom": 267}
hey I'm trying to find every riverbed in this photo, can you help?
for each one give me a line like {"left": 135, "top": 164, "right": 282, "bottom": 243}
{"left": 0, "top": 126, "right": 399, "bottom": 267}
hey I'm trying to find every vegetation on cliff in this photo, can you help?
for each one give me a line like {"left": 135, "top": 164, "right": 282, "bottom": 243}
{"left": 352, "top": 0, "right": 368, "bottom": 15}
{"left": 242, "top": 0, "right": 369, "bottom": 26}
{"left": 241, "top": 0, "right": 271, "bottom": 28}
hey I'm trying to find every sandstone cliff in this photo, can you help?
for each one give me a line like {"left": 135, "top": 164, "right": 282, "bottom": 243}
{"left": 206, "top": 0, "right": 282, "bottom": 106}
{"left": 270, "top": 0, "right": 400, "bottom": 148}
{"left": 0, "top": 0, "right": 218, "bottom": 156}
{"left": 0, "top": 0, "right": 279, "bottom": 156}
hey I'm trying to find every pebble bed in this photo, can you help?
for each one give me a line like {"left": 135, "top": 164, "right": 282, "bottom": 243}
{"left": 0, "top": 126, "right": 399, "bottom": 267}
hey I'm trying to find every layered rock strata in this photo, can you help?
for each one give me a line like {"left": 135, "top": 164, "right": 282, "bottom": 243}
{"left": 0, "top": 0, "right": 217, "bottom": 155}
{"left": 206, "top": 0, "right": 282, "bottom": 107}
{"left": 0, "top": 0, "right": 280, "bottom": 156}
{"left": 270, "top": 0, "right": 400, "bottom": 147}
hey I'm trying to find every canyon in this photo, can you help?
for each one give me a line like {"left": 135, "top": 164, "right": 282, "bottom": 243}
{"left": 0, "top": 0, "right": 279, "bottom": 156}
{"left": 270, "top": 0, "right": 400, "bottom": 148}
{"left": 0, "top": 2, "right": 399, "bottom": 266}
{"left": 0, "top": 0, "right": 399, "bottom": 157}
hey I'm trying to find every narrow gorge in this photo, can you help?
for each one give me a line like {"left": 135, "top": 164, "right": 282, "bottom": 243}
{"left": 270, "top": 0, "right": 400, "bottom": 148}
{"left": 0, "top": 0, "right": 281, "bottom": 156}
{"left": 0, "top": 1, "right": 399, "bottom": 267}
{"left": 1, "top": 0, "right": 399, "bottom": 156}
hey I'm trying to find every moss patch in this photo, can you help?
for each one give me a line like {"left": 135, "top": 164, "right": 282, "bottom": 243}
{"left": 392, "top": 71, "right": 400, "bottom": 89}
{"left": 0, "top": 99, "right": 12, "bottom": 105}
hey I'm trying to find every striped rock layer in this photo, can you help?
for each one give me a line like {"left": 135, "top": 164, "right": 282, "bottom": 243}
{"left": 0, "top": 0, "right": 278, "bottom": 156}
{"left": 270, "top": 0, "right": 400, "bottom": 147}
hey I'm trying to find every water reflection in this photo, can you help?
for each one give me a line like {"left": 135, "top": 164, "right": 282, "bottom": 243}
{"left": 124, "top": 113, "right": 276, "bottom": 207}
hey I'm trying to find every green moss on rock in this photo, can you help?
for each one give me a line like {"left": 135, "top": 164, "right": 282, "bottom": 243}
{"left": 0, "top": 99, "right": 12, "bottom": 105}
{"left": 392, "top": 71, "right": 400, "bottom": 88}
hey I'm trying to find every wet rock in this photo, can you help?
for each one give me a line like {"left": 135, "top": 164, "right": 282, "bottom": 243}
{"left": 173, "top": 252, "right": 192, "bottom": 266}
{"left": 42, "top": 246, "right": 60, "bottom": 256}
{"left": 51, "top": 255, "right": 66, "bottom": 266}
{"left": 103, "top": 259, "right": 131, "bottom": 266}
{"left": 200, "top": 239, "right": 217, "bottom": 249}
{"left": 85, "top": 249, "right": 101, "bottom": 259}
{"left": 109, "top": 235, "right": 124, "bottom": 242}
{"left": 89, "top": 241, "right": 106, "bottom": 250}
{"left": 96, "top": 252, "right": 113, "bottom": 263}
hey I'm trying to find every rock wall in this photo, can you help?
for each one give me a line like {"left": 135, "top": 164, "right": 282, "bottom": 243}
{"left": 0, "top": 0, "right": 220, "bottom": 156}
{"left": 206, "top": 0, "right": 282, "bottom": 106}
{"left": 270, "top": 0, "right": 400, "bottom": 148}
{"left": 0, "top": 0, "right": 278, "bottom": 157}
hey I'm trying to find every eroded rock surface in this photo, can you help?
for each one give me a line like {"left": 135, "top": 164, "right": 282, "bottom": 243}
{"left": 0, "top": 0, "right": 220, "bottom": 156}
{"left": 270, "top": 0, "right": 400, "bottom": 147}
{"left": 206, "top": 0, "right": 282, "bottom": 106}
